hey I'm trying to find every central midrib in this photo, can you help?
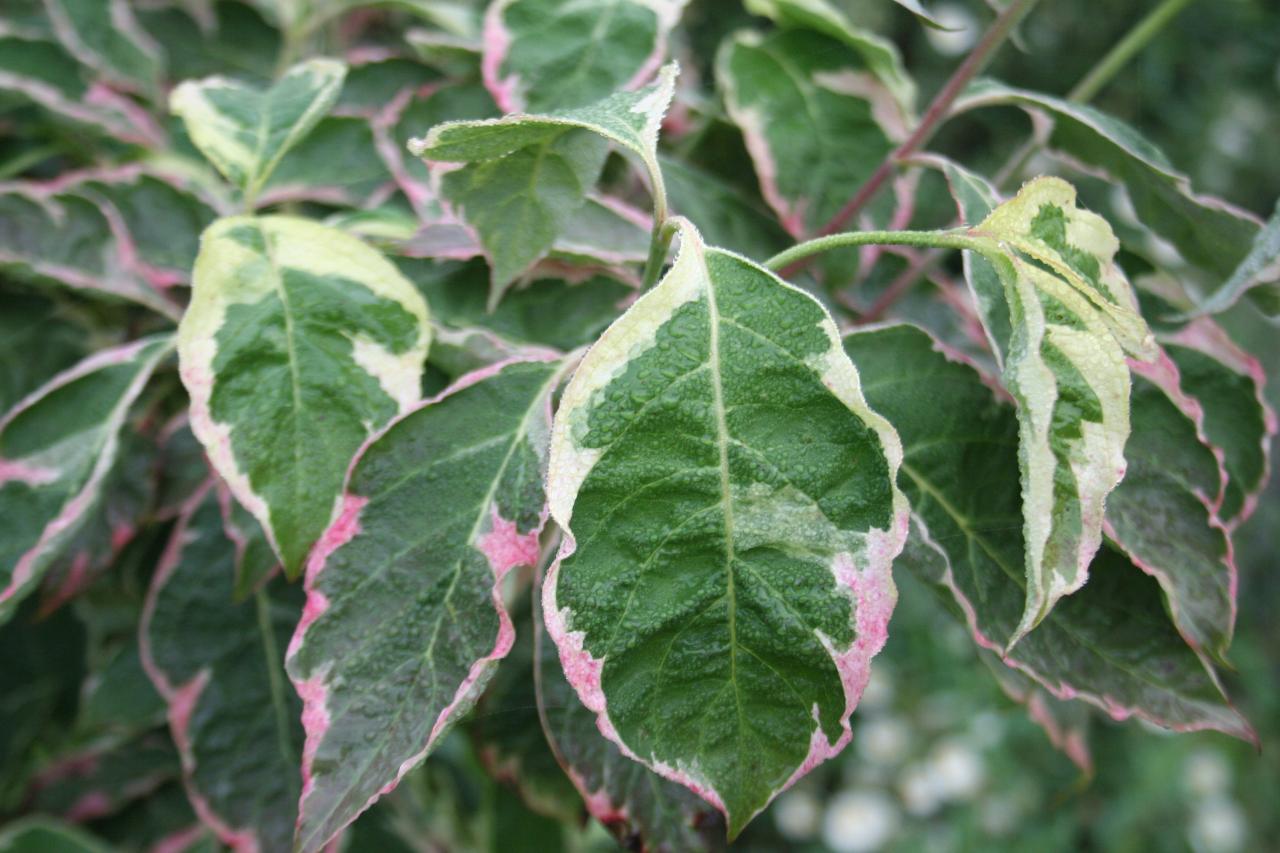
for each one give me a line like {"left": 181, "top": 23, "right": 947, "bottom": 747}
{"left": 702, "top": 264, "right": 746, "bottom": 760}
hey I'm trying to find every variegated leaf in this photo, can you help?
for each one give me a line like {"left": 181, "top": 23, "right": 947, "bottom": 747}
{"left": 0, "top": 28, "right": 165, "bottom": 146}
{"left": 482, "top": 0, "right": 686, "bottom": 112}
{"left": 43, "top": 0, "right": 164, "bottom": 96}
{"left": 0, "top": 335, "right": 172, "bottom": 623}
{"left": 954, "top": 79, "right": 1267, "bottom": 287}
{"left": 980, "top": 651, "right": 1093, "bottom": 776}
{"left": 544, "top": 220, "right": 908, "bottom": 837}
{"left": 532, "top": 585, "right": 726, "bottom": 850}
{"left": 410, "top": 64, "right": 676, "bottom": 306}
{"left": 27, "top": 735, "right": 178, "bottom": 822}
{"left": 743, "top": 0, "right": 916, "bottom": 118}
{"left": 1185, "top": 197, "right": 1280, "bottom": 317}
{"left": 170, "top": 58, "right": 347, "bottom": 203}
{"left": 1106, "top": 355, "right": 1234, "bottom": 662}
{"left": 140, "top": 484, "right": 303, "bottom": 853}
{"left": 717, "top": 28, "right": 900, "bottom": 237}
{"left": 285, "top": 357, "right": 561, "bottom": 853}
{"left": 178, "top": 215, "right": 432, "bottom": 577}
{"left": 970, "top": 176, "right": 1156, "bottom": 646}
{"left": 843, "top": 323, "right": 1253, "bottom": 742}
{"left": 1162, "top": 319, "right": 1276, "bottom": 527}
{"left": 0, "top": 184, "right": 182, "bottom": 319}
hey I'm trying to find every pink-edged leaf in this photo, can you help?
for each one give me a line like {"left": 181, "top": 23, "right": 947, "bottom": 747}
{"left": 38, "top": 423, "right": 157, "bottom": 616}
{"left": 531, "top": 579, "right": 726, "bottom": 850}
{"left": 0, "top": 182, "right": 183, "bottom": 320}
{"left": 27, "top": 735, "right": 178, "bottom": 823}
{"left": 140, "top": 482, "right": 304, "bottom": 853}
{"left": 1161, "top": 318, "right": 1276, "bottom": 528}
{"left": 544, "top": 221, "right": 908, "bottom": 838}
{"left": 482, "top": 0, "right": 687, "bottom": 113}
{"left": 979, "top": 650, "right": 1093, "bottom": 776}
{"left": 845, "top": 323, "right": 1255, "bottom": 743}
{"left": 1105, "top": 350, "right": 1237, "bottom": 663}
{"left": 0, "top": 335, "right": 172, "bottom": 624}
{"left": 284, "top": 356, "right": 563, "bottom": 852}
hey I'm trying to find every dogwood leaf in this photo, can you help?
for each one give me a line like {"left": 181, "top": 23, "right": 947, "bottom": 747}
{"left": 285, "top": 357, "right": 561, "bottom": 853}
{"left": 0, "top": 185, "right": 182, "bottom": 319}
{"left": 533, "top": 588, "right": 726, "bottom": 850}
{"left": 43, "top": 0, "right": 163, "bottom": 96}
{"left": 543, "top": 220, "right": 908, "bottom": 837}
{"left": 0, "top": 29, "right": 165, "bottom": 146}
{"left": 970, "top": 177, "right": 1155, "bottom": 647}
{"left": 844, "top": 323, "right": 1253, "bottom": 742}
{"left": 410, "top": 63, "right": 675, "bottom": 306}
{"left": 1184, "top": 198, "right": 1280, "bottom": 317}
{"left": 717, "top": 28, "right": 899, "bottom": 237}
{"left": 1105, "top": 355, "right": 1234, "bottom": 662}
{"left": 0, "top": 335, "right": 172, "bottom": 623}
{"left": 955, "top": 79, "right": 1266, "bottom": 286}
{"left": 177, "top": 215, "right": 431, "bottom": 577}
{"left": 481, "top": 0, "right": 686, "bottom": 112}
{"left": 743, "top": 0, "right": 916, "bottom": 117}
{"left": 140, "top": 484, "right": 303, "bottom": 853}
{"left": 170, "top": 58, "right": 347, "bottom": 203}
{"left": 1161, "top": 319, "right": 1276, "bottom": 527}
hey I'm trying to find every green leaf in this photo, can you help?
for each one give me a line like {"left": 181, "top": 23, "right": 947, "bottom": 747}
{"left": 0, "top": 335, "right": 172, "bottom": 623}
{"left": 0, "top": 30, "right": 165, "bottom": 146}
{"left": 410, "top": 64, "right": 676, "bottom": 307}
{"left": 1184, "top": 197, "right": 1280, "bottom": 317}
{"left": 259, "top": 116, "right": 390, "bottom": 210}
{"left": 285, "top": 357, "right": 562, "bottom": 853}
{"left": 1105, "top": 354, "right": 1235, "bottom": 662}
{"left": 43, "top": 0, "right": 164, "bottom": 96}
{"left": 481, "top": 0, "right": 687, "bottom": 112}
{"left": 971, "top": 177, "right": 1155, "bottom": 647}
{"left": 955, "top": 79, "right": 1265, "bottom": 285}
{"left": 177, "top": 215, "right": 432, "bottom": 577}
{"left": 743, "top": 0, "right": 916, "bottom": 117}
{"left": 404, "top": 258, "right": 633, "bottom": 353}
{"left": 717, "top": 28, "right": 900, "bottom": 237}
{"left": 0, "top": 185, "right": 183, "bottom": 319}
{"left": 1161, "top": 320, "right": 1276, "bottom": 528}
{"left": 543, "top": 221, "right": 908, "bottom": 837}
{"left": 533, "top": 586, "right": 726, "bottom": 850}
{"left": 170, "top": 58, "right": 347, "bottom": 202}
{"left": 140, "top": 484, "right": 303, "bottom": 853}
{"left": 38, "top": 423, "right": 156, "bottom": 616}
{"left": 0, "top": 818, "right": 112, "bottom": 853}
{"left": 888, "top": 0, "right": 953, "bottom": 29}
{"left": 28, "top": 735, "right": 178, "bottom": 822}
{"left": 980, "top": 651, "right": 1093, "bottom": 775}
{"left": 0, "top": 287, "right": 93, "bottom": 413}
{"left": 843, "top": 323, "right": 1254, "bottom": 743}
{"left": 660, "top": 155, "right": 792, "bottom": 258}
{"left": 471, "top": 597, "right": 584, "bottom": 825}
